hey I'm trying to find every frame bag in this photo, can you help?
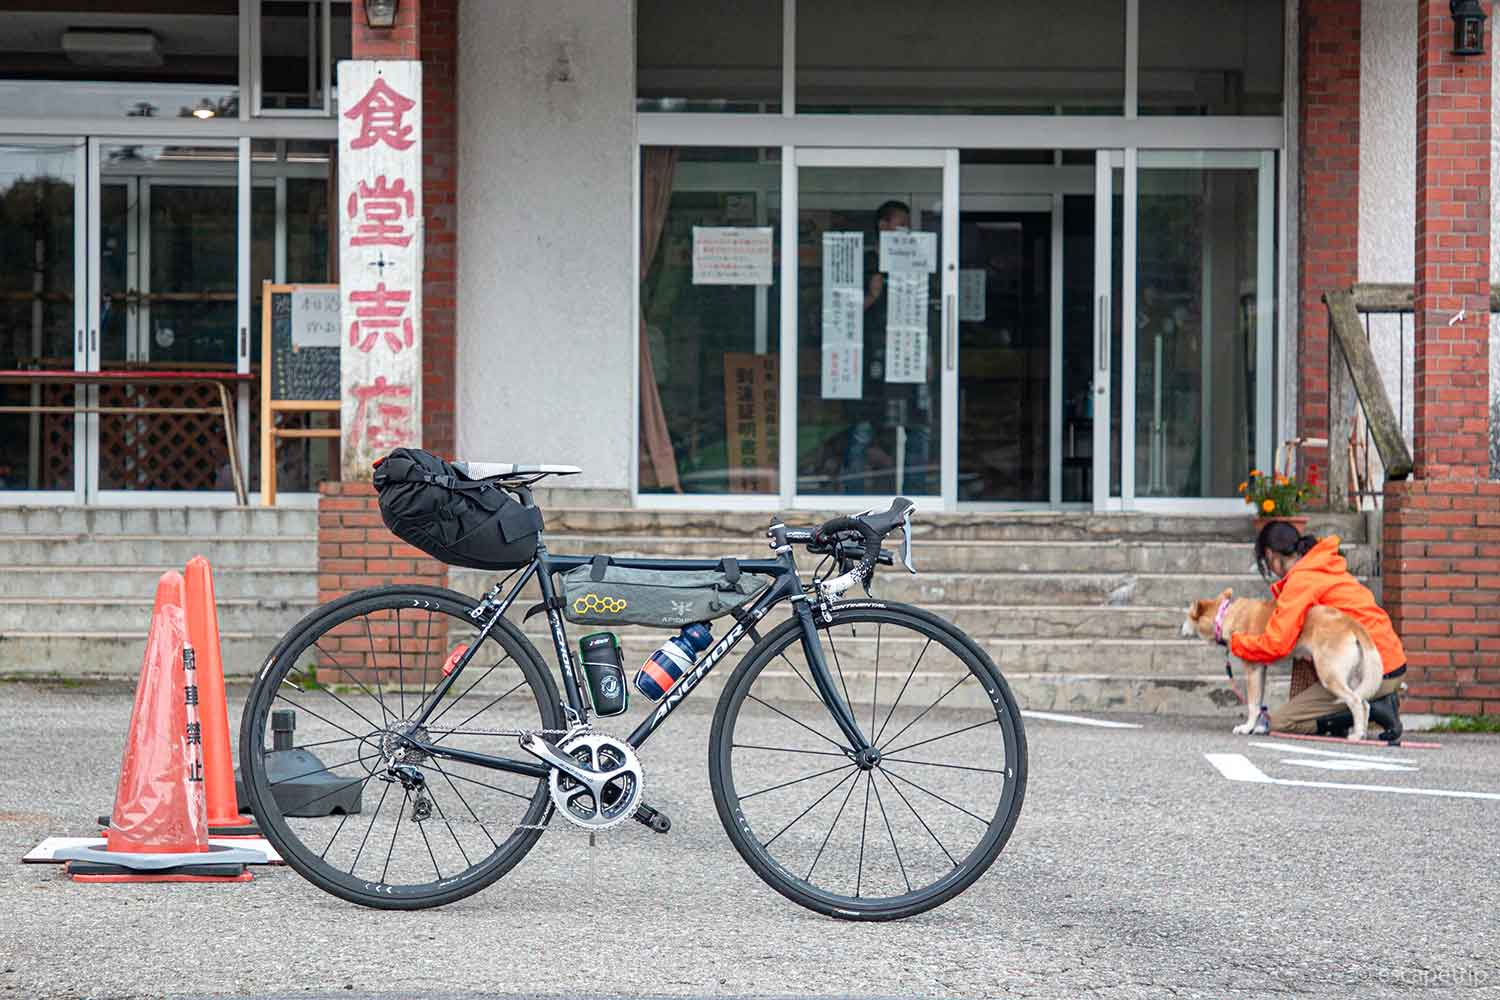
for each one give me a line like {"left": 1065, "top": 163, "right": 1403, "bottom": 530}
{"left": 372, "top": 448, "right": 543, "bottom": 570}
{"left": 562, "top": 556, "right": 766, "bottom": 629}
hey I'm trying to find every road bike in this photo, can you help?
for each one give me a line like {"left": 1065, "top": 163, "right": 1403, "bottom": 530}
{"left": 239, "top": 485, "right": 1027, "bottom": 920}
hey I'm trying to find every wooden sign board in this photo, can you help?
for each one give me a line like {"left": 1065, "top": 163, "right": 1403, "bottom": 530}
{"left": 260, "top": 282, "right": 341, "bottom": 505}
{"left": 722, "top": 352, "right": 778, "bottom": 493}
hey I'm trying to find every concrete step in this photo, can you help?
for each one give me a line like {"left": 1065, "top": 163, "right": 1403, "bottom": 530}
{"left": 0, "top": 634, "right": 281, "bottom": 677}
{"left": 0, "top": 506, "right": 316, "bottom": 537}
{"left": 0, "top": 567, "right": 317, "bottom": 600}
{"left": 539, "top": 508, "right": 1370, "bottom": 544}
{"left": 0, "top": 596, "right": 316, "bottom": 633}
{"left": 535, "top": 534, "right": 1375, "bottom": 576}
{"left": 0, "top": 535, "right": 317, "bottom": 568}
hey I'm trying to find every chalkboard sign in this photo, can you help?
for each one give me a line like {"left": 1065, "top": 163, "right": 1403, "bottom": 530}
{"left": 260, "top": 282, "right": 342, "bottom": 505}
{"left": 267, "top": 285, "right": 340, "bottom": 402}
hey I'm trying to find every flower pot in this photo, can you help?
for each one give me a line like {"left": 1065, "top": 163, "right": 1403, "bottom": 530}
{"left": 1254, "top": 515, "right": 1309, "bottom": 535}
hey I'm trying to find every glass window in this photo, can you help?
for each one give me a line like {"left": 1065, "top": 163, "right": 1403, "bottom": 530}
{"left": 0, "top": 2, "right": 239, "bottom": 120}
{"left": 258, "top": 0, "right": 352, "bottom": 113}
{"left": 636, "top": 0, "right": 781, "bottom": 112}
{"left": 797, "top": 0, "right": 1124, "bottom": 115}
{"left": 639, "top": 147, "right": 781, "bottom": 495}
{"left": 1139, "top": 0, "right": 1284, "bottom": 115}
{"left": 250, "top": 139, "right": 336, "bottom": 494}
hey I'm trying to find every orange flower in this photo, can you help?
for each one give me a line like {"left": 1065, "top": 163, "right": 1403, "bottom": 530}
{"left": 1250, "top": 468, "right": 1262, "bottom": 478}
{"left": 1275, "top": 475, "right": 1289, "bottom": 486}
{"left": 1238, "top": 481, "right": 1248, "bottom": 493}
{"left": 1261, "top": 499, "right": 1276, "bottom": 513}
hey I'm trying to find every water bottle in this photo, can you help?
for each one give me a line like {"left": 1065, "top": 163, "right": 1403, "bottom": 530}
{"left": 635, "top": 624, "right": 712, "bottom": 701}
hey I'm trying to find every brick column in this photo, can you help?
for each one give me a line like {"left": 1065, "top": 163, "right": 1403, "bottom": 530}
{"left": 1296, "top": 0, "right": 1362, "bottom": 475}
{"left": 321, "top": 1, "right": 457, "bottom": 601}
{"left": 1382, "top": 1, "right": 1498, "bottom": 719}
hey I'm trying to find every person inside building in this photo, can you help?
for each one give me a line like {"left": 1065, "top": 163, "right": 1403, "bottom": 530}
{"left": 1227, "top": 521, "right": 1405, "bottom": 741}
{"left": 842, "top": 199, "right": 934, "bottom": 493}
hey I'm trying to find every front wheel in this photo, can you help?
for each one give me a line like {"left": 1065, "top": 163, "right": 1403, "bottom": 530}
{"left": 709, "top": 602, "right": 1027, "bottom": 921}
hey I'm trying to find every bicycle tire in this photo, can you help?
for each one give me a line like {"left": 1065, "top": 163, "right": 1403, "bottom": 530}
{"left": 708, "top": 600, "right": 1027, "bottom": 921}
{"left": 239, "top": 585, "right": 563, "bottom": 910}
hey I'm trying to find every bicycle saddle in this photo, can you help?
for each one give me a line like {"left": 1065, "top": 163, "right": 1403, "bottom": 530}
{"left": 453, "top": 461, "right": 581, "bottom": 481}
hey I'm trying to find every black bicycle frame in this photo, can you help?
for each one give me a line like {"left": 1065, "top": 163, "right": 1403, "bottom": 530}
{"left": 404, "top": 521, "right": 873, "bottom": 780}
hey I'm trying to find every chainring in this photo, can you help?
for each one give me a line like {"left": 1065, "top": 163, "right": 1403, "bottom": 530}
{"left": 546, "top": 732, "right": 644, "bottom": 832}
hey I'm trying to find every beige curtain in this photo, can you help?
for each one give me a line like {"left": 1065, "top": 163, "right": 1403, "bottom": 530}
{"left": 638, "top": 147, "right": 682, "bottom": 492}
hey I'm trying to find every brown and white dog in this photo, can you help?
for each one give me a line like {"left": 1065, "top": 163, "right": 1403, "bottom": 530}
{"left": 1180, "top": 589, "right": 1385, "bottom": 740}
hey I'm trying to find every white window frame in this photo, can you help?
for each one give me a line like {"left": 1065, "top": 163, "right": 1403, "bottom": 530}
{"left": 633, "top": 0, "right": 1288, "bottom": 513}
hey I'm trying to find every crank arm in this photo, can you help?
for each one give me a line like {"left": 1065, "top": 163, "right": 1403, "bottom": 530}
{"left": 518, "top": 732, "right": 633, "bottom": 799}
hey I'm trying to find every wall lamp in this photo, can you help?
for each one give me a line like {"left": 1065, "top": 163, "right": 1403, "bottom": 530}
{"left": 364, "top": 0, "right": 399, "bottom": 30}
{"left": 1450, "top": 0, "right": 1487, "bottom": 56}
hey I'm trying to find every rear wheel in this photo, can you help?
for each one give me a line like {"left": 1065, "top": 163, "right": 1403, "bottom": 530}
{"left": 709, "top": 602, "right": 1026, "bottom": 920}
{"left": 239, "top": 585, "right": 562, "bottom": 909}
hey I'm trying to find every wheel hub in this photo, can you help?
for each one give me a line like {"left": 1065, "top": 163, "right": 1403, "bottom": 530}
{"left": 855, "top": 746, "right": 882, "bottom": 771}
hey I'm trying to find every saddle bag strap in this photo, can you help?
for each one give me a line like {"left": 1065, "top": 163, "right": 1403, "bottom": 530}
{"left": 589, "top": 555, "right": 610, "bottom": 581}
{"left": 523, "top": 594, "right": 567, "bottom": 622}
{"left": 730, "top": 606, "right": 762, "bottom": 644}
{"left": 717, "top": 557, "right": 741, "bottom": 585}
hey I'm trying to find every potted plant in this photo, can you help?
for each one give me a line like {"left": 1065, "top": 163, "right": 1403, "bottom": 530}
{"left": 1240, "top": 462, "right": 1319, "bottom": 532}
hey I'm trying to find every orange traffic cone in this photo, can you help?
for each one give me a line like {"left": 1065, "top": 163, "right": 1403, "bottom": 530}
{"left": 184, "top": 556, "right": 256, "bottom": 836}
{"left": 62, "top": 571, "right": 260, "bottom": 882}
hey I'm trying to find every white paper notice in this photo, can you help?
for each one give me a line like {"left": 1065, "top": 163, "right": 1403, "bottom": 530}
{"left": 822, "top": 342, "right": 863, "bottom": 399}
{"left": 879, "top": 231, "right": 937, "bottom": 273}
{"left": 820, "top": 232, "right": 865, "bottom": 400}
{"left": 290, "top": 288, "right": 340, "bottom": 348}
{"left": 822, "top": 231, "right": 863, "bottom": 288}
{"left": 885, "top": 326, "right": 928, "bottom": 384}
{"left": 959, "top": 268, "right": 987, "bottom": 322}
{"left": 886, "top": 273, "right": 928, "bottom": 329}
{"left": 692, "top": 226, "right": 773, "bottom": 285}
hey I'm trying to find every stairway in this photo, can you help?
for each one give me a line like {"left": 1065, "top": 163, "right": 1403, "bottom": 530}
{"left": 0, "top": 506, "right": 318, "bottom": 677}
{"left": 450, "top": 508, "right": 1377, "bottom": 717}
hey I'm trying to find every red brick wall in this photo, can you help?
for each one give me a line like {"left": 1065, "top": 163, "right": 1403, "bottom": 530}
{"left": 1382, "top": 1, "right": 1494, "bottom": 718}
{"left": 420, "top": 0, "right": 458, "bottom": 461}
{"left": 318, "top": 481, "right": 447, "bottom": 600}
{"left": 1296, "top": 0, "right": 1362, "bottom": 473}
{"left": 1383, "top": 480, "right": 1500, "bottom": 716}
{"left": 352, "top": 0, "right": 420, "bottom": 59}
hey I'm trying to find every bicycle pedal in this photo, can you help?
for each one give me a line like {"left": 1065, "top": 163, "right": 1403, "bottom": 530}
{"left": 633, "top": 802, "right": 671, "bottom": 834}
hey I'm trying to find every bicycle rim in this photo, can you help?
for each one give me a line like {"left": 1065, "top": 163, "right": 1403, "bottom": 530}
{"left": 240, "top": 586, "right": 561, "bottom": 909}
{"left": 710, "top": 602, "right": 1026, "bottom": 920}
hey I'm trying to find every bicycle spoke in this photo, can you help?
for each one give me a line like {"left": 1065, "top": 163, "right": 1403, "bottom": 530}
{"left": 762, "top": 767, "right": 859, "bottom": 849}
{"left": 268, "top": 752, "right": 381, "bottom": 788}
{"left": 878, "top": 769, "right": 957, "bottom": 867}
{"left": 806, "top": 772, "right": 861, "bottom": 882}
{"left": 414, "top": 798, "right": 443, "bottom": 881}
{"left": 826, "top": 628, "right": 856, "bottom": 731}
{"left": 873, "top": 638, "right": 932, "bottom": 745}
{"left": 350, "top": 779, "right": 392, "bottom": 876}
{"left": 777, "top": 650, "right": 825, "bottom": 701}
{"left": 381, "top": 788, "right": 407, "bottom": 883}
{"left": 741, "top": 761, "right": 857, "bottom": 801}
{"left": 274, "top": 689, "right": 368, "bottom": 744}
{"left": 295, "top": 770, "right": 378, "bottom": 816}
{"left": 425, "top": 655, "right": 514, "bottom": 733}
{"left": 362, "top": 614, "right": 394, "bottom": 723}
{"left": 426, "top": 758, "right": 534, "bottom": 803}
{"left": 287, "top": 735, "right": 364, "bottom": 753}
{"left": 423, "top": 786, "right": 474, "bottom": 868}
{"left": 321, "top": 809, "right": 354, "bottom": 860}
{"left": 870, "top": 772, "right": 910, "bottom": 894}
{"left": 878, "top": 672, "right": 974, "bottom": 753}
{"left": 395, "top": 607, "right": 406, "bottom": 717}
{"left": 429, "top": 760, "right": 501, "bottom": 851}
{"left": 880, "top": 756, "right": 1005, "bottom": 775}
{"left": 856, "top": 772, "right": 872, "bottom": 898}
{"left": 871, "top": 623, "right": 882, "bottom": 734}
{"left": 309, "top": 640, "right": 391, "bottom": 727}
{"left": 287, "top": 660, "right": 384, "bottom": 734}
{"left": 746, "top": 694, "right": 850, "bottom": 753}
{"left": 732, "top": 742, "right": 849, "bottom": 759}
{"left": 433, "top": 678, "right": 528, "bottom": 743}
{"left": 882, "top": 764, "right": 993, "bottom": 826}
{"left": 883, "top": 718, "right": 1000, "bottom": 759}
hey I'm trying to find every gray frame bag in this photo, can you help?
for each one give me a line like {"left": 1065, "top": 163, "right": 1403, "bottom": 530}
{"left": 561, "top": 556, "right": 767, "bottom": 629}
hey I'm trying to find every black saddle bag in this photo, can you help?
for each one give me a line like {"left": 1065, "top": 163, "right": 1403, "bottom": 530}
{"left": 373, "top": 448, "right": 543, "bottom": 570}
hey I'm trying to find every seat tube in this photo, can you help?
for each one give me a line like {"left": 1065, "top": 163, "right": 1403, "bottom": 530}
{"left": 793, "top": 600, "right": 871, "bottom": 753}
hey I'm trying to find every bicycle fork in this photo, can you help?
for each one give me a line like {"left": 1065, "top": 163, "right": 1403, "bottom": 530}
{"left": 793, "top": 599, "right": 876, "bottom": 763}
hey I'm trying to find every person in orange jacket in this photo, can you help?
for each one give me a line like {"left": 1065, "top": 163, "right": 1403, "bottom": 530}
{"left": 1227, "top": 521, "right": 1405, "bottom": 741}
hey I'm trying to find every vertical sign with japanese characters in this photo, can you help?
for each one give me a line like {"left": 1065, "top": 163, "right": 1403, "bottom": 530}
{"left": 338, "top": 60, "right": 423, "bottom": 480}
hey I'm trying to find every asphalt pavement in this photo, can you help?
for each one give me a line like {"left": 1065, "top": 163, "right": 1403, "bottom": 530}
{"left": 3, "top": 680, "right": 1498, "bottom": 1000}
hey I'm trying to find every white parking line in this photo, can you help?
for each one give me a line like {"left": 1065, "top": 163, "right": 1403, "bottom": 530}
{"left": 1249, "top": 741, "right": 1417, "bottom": 765}
{"left": 1205, "top": 753, "right": 1500, "bottom": 801}
{"left": 1021, "top": 711, "right": 1142, "bottom": 729}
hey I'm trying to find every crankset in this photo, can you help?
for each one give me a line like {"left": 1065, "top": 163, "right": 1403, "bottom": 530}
{"left": 522, "top": 730, "right": 644, "bottom": 832}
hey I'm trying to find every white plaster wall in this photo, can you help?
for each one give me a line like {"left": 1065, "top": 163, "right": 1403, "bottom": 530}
{"left": 1358, "top": 0, "right": 1416, "bottom": 466}
{"left": 456, "top": 0, "right": 635, "bottom": 491}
